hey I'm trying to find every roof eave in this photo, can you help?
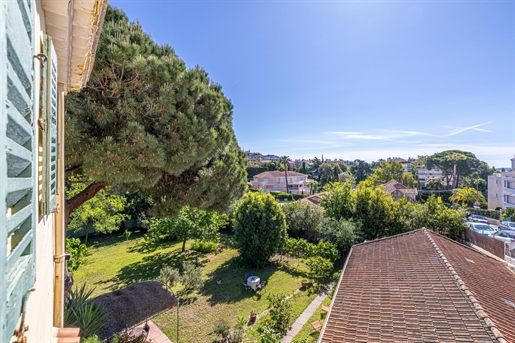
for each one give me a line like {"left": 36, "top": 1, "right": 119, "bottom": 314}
{"left": 41, "top": 0, "right": 108, "bottom": 93}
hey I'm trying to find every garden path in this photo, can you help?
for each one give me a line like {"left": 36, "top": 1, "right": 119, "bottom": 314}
{"left": 281, "top": 284, "right": 332, "bottom": 343}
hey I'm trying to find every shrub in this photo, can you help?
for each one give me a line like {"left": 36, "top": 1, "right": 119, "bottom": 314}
{"left": 66, "top": 238, "right": 88, "bottom": 274}
{"left": 306, "top": 256, "right": 334, "bottom": 284}
{"left": 260, "top": 323, "right": 283, "bottom": 343}
{"left": 159, "top": 266, "right": 180, "bottom": 292}
{"left": 213, "top": 319, "right": 231, "bottom": 337}
{"left": 180, "top": 262, "right": 203, "bottom": 291}
{"left": 64, "top": 284, "right": 107, "bottom": 338}
{"left": 266, "top": 293, "right": 293, "bottom": 334}
{"left": 319, "top": 218, "right": 360, "bottom": 254}
{"left": 234, "top": 192, "right": 287, "bottom": 268}
{"left": 191, "top": 241, "right": 217, "bottom": 253}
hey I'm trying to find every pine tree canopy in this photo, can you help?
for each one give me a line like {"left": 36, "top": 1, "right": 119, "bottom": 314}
{"left": 65, "top": 6, "right": 247, "bottom": 219}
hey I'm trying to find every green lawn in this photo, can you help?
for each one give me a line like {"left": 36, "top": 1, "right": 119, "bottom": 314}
{"left": 74, "top": 231, "right": 316, "bottom": 342}
{"left": 292, "top": 295, "right": 333, "bottom": 342}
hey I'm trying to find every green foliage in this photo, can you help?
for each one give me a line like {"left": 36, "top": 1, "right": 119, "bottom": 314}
{"left": 269, "top": 191, "right": 304, "bottom": 201}
{"left": 283, "top": 201, "right": 325, "bottom": 241}
{"left": 181, "top": 262, "right": 204, "bottom": 291}
{"left": 159, "top": 266, "right": 180, "bottom": 292}
{"left": 67, "top": 176, "right": 128, "bottom": 242}
{"left": 284, "top": 238, "right": 315, "bottom": 258}
{"left": 233, "top": 192, "right": 287, "bottom": 268}
{"left": 306, "top": 256, "right": 334, "bottom": 283}
{"left": 64, "top": 284, "right": 107, "bottom": 338}
{"left": 291, "top": 338, "right": 311, "bottom": 343}
{"left": 368, "top": 160, "right": 405, "bottom": 186}
{"left": 314, "top": 241, "right": 340, "bottom": 262}
{"left": 260, "top": 323, "right": 283, "bottom": 343}
{"left": 82, "top": 335, "right": 103, "bottom": 343}
{"left": 318, "top": 162, "right": 349, "bottom": 187}
{"left": 213, "top": 319, "right": 231, "bottom": 336}
{"left": 123, "top": 230, "right": 131, "bottom": 240}
{"left": 107, "top": 332, "right": 146, "bottom": 343}
{"left": 246, "top": 166, "right": 269, "bottom": 178}
{"left": 449, "top": 187, "right": 486, "bottom": 206}
{"left": 412, "top": 196, "right": 467, "bottom": 239}
{"left": 401, "top": 172, "right": 418, "bottom": 188}
{"left": 65, "top": 6, "right": 247, "bottom": 218}
{"left": 350, "top": 159, "right": 373, "bottom": 183}
{"left": 319, "top": 218, "right": 359, "bottom": 254}
{"left": 146, "top": 206, "right": 227, "bottom": 251}
{"left": 190, "top": 241, "right": 217, "bottom": 253}
{"left": 504, "top": 207, "right": 515, "bottom": 220}
{"left": 321, "top": 181, "right": 354, "bottom": 220}
{"left": 66, "top": 238, "right": 88, "bottom": 273}
{"left": 425, "top": 150, "right": 481, "bottom": 189}
{"left": 266, "top": 293, "right": 293, "bottom": 334}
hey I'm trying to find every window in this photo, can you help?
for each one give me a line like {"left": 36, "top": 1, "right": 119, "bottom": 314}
{"left": 1, "top": 1, "right": 37, "bottom": 341}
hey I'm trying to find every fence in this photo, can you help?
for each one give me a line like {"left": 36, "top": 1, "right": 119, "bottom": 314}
{"left": 462, "top": 229, "right": 505, "bottom": 259}
{"left": 505, "top": 241, "right": 515, "bottom": 265}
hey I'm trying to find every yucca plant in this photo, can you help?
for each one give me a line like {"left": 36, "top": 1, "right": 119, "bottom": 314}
{"left": 64, "top": 284, "right": 108, "bottom": 338}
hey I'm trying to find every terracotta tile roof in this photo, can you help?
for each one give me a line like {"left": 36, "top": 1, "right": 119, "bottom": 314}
{"left": 300, "top": 192, "right": 330, "bottom": 206}
{"left": 320, "top": 229, "right": 513, "bottom": 343}
{"left": 253, "top": 171, "right": 308, "bottom": 178}
{"left": 382, "top": 179, "right": 418, "bottom": 201}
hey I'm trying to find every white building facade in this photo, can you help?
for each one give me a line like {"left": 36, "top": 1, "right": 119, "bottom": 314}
{"left": 488, "top": 158, "right": 515, "bottom": 210}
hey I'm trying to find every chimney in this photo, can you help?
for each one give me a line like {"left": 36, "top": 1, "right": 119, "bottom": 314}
{"left": 511, "top": 157, "right": 515, "bottom": 171}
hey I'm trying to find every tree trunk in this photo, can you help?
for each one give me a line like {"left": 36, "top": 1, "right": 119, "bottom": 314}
{"left": 182, "top": 238, "right": 187, "bottom": 252}
{"left": 284, "top": 166, "right": 289, "bottom": 194}
{"left": 65, "top": 181, "right": 107, "bottom": 227}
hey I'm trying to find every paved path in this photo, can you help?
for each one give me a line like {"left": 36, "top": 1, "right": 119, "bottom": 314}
{"left": 281, "top": 285, "right": 332, "bottom": 343}
{"left": 131, "top": 320, "right": 172, "bottom": 343}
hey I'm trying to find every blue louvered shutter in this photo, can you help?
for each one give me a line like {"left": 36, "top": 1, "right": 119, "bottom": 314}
{"left": 1, "top": 0, "right": 37, "bottom": 342}
{"left": 42, "top": 34, "right": 58, "bottom": 215}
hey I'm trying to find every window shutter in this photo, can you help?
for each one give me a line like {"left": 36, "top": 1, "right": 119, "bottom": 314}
{"left": 42, "top": 34, "right": 58, "bottom": 215}
{"left": 1, "top": 0, "right": 37, "bottom": 342}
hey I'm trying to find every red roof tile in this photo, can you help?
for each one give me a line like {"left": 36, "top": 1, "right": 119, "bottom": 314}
{"left": 320, "top": 229, "right": 512, "bottom": 343}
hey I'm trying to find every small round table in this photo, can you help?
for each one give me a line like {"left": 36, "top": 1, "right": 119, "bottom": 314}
{"left": 247, "top": 276, "right": 260, "bottom": 290}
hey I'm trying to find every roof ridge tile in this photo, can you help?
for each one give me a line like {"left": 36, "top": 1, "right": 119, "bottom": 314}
{"left": 423, "top": 229, "right": 507, "bottom": 343}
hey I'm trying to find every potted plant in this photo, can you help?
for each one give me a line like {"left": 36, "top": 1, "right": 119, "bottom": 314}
{"left": 301, "top": 279, "right": 309, "bottom": 288}
{"left": 249, "top": 310, "right": 257, "bottom": 323}
{"left": 216, "top": 278, "right": 222, "bottom": 285}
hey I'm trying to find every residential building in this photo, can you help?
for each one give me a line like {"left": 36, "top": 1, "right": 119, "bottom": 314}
{"left": 382, "top": 179, "right": 418, "bottom": 202}
{"left": 320, "top": 229, "right": 515, "bottom": 342}
{"left": 488, "top": 157, "right": 515, "bottom": 210}
{"left": 244, "top": 150, "right": 262, "bottom": 165}
{"left": 251, "top": 171, "right": 311, "bottom": 194}
{"left": 262, "top": 154, "right": 280, "bottom": 162}
{"left": 417, "top": 167, "right": 445, "bottom": 188}
{"left": 1, "top": 1, "right": 107, "bottom": 342}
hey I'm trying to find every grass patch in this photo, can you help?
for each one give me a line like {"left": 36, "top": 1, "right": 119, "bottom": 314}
{"left": 292, "top": 294, "right": 333, "bottom": 342}
{"left": 74, "top": 233, "right": 315, "bottom": 342}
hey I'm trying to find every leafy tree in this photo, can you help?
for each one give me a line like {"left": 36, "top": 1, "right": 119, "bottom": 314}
{"left": 354, "top": 186, "right": 397, "bottom": 240}
{"left": 350, "top": 159, "right": 373, "bottom": 183}
{"left": 321, "top": 181, "right": 354, "bottom": 220}
{"left": 159, "top": 266, "right": 180, "bottom": 294}
{"left": 266, "top": 293, "right": 293, "bottom": 334}
{"left": 412, "top": 196, "right": 466, "bottom": 239}
{"left": 66, "top": 238, "right": 88, "bottom": 274}
{"left": 180, "top": 262, "right": 204, "bottom": 291}
{"left": 306, "top": 256, "right": 334, "bottom": 284}
{"left": 318, "top": 162, "right": 348, "bottom": 186}
{"left": 319, "top": 218, "right": 360, "bottom": 254}
{"left": 368, "top": 160, "right": 405, "bottom": 186}
{"left": 65, "top": 6, "right": 247, "bottom": 223}
{"left": 449, "top": 187, "right": 486, "bottom": 206}
{"left": 401, "top": 172, "right": 418, "bottom": 188}
{"left": 146, "top": 206, "right": 227, "bottom": 252}
{"left": 282, "top": 201, "right": 325, "bottom": 241}
{"left": 426, "top": 150, "right": 481, "bottom": 189}
{"left": 425, "top": 177, "right": 445, "bottom": 190}
{"left": 306, "top": 180, "right": 319, "bottom": 195}
{"left": 503, "top": 207, "right": 515, "bottom": 220}
{"left": 233, "top": 192, "right": 287, "bottom": 268}
{"left": 67, "top": 176, "right": 128, "bottom": 244}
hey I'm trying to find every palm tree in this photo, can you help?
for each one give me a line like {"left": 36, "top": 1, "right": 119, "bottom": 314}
{"left": 280, "top": 156, "right": 290, "bottom": 193}
{"left": 306, "top": 180, "right": 319, "bottom": 195}
{"left": 450, "top": 187, "right": 486, "bottom": 206}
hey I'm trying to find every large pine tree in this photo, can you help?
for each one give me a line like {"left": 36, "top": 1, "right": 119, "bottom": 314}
{"left": 65, "top": 7, "right": 247, "bottom": 221}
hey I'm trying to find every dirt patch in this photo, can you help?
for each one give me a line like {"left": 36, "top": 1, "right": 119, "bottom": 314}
{"left": 94, "top": 281, "right": 176, "bottom": 339}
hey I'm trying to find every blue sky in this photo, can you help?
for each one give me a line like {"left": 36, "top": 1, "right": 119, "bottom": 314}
{"left": 110, "top": 0, "right": 514, "bottom": 168}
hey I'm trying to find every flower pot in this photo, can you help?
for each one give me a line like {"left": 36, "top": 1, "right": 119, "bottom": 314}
{"left": 216, "top": 279, "right": 222, "bottom": 285}
{"left": 301, "top": 281, "right": 309, "bottom": 288}
{"left": 250, "top": 314, "right": 257, "bottom": 323}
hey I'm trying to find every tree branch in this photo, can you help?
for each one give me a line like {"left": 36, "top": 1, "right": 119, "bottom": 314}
{"left": 65, "top": 181, "right": 107, "bottom": 226}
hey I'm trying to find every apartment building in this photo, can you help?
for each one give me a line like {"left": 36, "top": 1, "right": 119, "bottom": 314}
{"left": 244, "top": 151, "right": 262, "bottom": 165}
{"left": 251, "top": 171, "right": 311, "bottom": 194}
{"left": 417, "top": 168, "right": 444, "bottom": 188}
{"left": 488, "top": 157, "right": 515, "bottom": 210}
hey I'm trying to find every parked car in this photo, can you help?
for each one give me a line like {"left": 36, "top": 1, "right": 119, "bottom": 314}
{"left": 467, "top": 215, "right": 489, "bottom": 224}
{"left": 490, "top": 230, "right": 515, "bottom": 242}
{"left": 467, "top": 222, "right": 496, "bottom": 235}
{"left": 499, "top": 221, "right": 515, "bottom": 231}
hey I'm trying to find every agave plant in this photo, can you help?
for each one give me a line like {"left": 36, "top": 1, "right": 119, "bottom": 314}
{"left": 64, "top": 284, "right": 108, "bottom": 338}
